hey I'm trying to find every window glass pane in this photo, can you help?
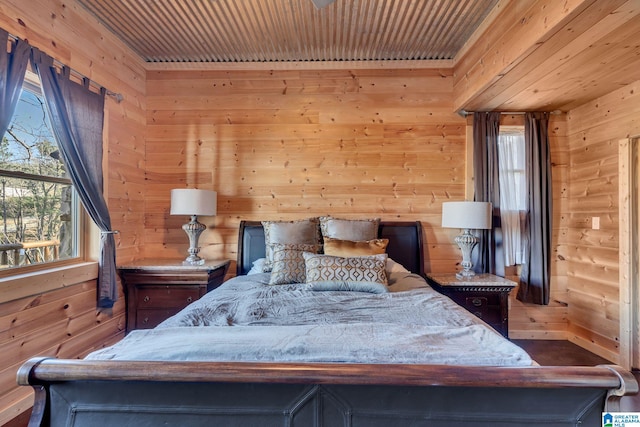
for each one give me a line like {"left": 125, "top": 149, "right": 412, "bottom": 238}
{"left": 0, "top": 71, "right": 78, "bottom": 270}
{"left": 498, "top": 132, "right": 526, "bottom": 210}
{"left": 0, "top": 178, "right": 76, "bottom": 266}
{"left": 498, "top": 128, "right": 526, "bottom": 266}
{"left": 2, "top": 87, "right": 67, "bottom": 179}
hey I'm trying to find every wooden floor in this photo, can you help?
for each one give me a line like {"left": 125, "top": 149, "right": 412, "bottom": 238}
{"left": 513, "top": 339, "right": 613, "bottom": 366}
{"left": 515, "top": 339, "right": 640, "bottom": 411}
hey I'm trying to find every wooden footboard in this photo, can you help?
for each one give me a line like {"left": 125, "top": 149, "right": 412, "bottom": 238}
{"left": 18, "top": 358, "right": 638, "bottom": 427}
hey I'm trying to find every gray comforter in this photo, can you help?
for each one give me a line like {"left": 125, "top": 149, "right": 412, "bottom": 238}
{"left": 87, "top": 271, "right": 532, "bottom": 366}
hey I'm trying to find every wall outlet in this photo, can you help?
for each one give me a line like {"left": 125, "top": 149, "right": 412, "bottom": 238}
{"left": 591, "top": 216, "right": 600, "bottom": 230}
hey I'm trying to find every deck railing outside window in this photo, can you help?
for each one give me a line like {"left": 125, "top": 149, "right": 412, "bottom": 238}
{"left": 0, "top": 239, "right": 60, "bottom": 268}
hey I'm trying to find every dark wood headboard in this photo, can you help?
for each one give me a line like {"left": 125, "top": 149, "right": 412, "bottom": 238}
{"left": 237, "top": 220, "right": 424, "bottom": 276}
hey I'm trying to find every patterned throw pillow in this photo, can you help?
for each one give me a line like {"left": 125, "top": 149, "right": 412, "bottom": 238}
{"left": 269, "top": 243, "right": 320, "bottom": 285}
{"left": 303, "top": 252, "right": 388, "bottom": 285}
{"left": 262, "top": 218, "right": 321, "bottom": 272}
{"left": 319, "top": 216, "right": 380, "bottom": 241}
{"left": 323, "top": 237, "right": 388, "bottom": 257}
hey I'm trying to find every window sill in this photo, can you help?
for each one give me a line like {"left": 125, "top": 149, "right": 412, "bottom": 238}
{"left": 0, "top": 261, "right": 99, "bottom": 304}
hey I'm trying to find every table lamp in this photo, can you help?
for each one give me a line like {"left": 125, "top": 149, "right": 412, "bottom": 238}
{"left": 441, "top": 201, "right": 492, "bottom": 279}
{"left": 170, "top": 189, "right": 217, "bottom": 265}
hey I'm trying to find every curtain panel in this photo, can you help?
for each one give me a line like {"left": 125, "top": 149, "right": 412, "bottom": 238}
{"left": 0, "top": 29, "right": 30, "bottom": 138}
{"left": 31, "top": 48, "right": 117, "bottom": 308}
{"left": 472, "top": 112, "right": 502, "bottom": 275}
{"left": 517, "top": 112, "right": 552, "bottom": 305}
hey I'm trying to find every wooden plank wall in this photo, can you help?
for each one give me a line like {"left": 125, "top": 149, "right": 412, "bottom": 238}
{"left": 0, "top": 0, "right": 146, "bottom": 423}
{"left": 563, "top": 79, "right": 640, "bottom": 363}
{"left": 144, "top": 67, "right": 467, "bottom": 275}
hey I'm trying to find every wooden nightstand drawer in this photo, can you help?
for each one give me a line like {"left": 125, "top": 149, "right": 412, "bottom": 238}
{"left": 464, "top": 295, "right": 489, "bottom": 313}
{"left": 464, "top": 292, "right": 500, "bottom": 306}
{"left": 463, "top": 296, "right": 501, "bottom": 324}
{"left": 136, "top": 286, "right": 202, "bottom": 309}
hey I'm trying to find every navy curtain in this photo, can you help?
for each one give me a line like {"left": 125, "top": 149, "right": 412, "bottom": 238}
{"left": 31, "top": 48, "right": 117, "bottom": 308}
{"left": 472, "top": 112, "right": 502, "bottom": 275}
{"left": 517, "top": 112, "right": 552, "bottom": 305}
{"left": 0, "top": 29, "right": 30, "bottom": 137}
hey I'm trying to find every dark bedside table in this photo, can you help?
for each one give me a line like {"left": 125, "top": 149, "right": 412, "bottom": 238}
{"left": 426, "top": 273, "right": 516, "bottom": 338}
{"left": 118, "top": 258, "right": 230, "bottom": 332}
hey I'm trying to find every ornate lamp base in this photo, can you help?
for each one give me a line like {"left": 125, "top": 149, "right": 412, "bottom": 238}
{"left": 182, "top": 215, "right": 206, "bottom": 265}
{"left": 454, "top": 229, "right": 478, "bottom": 279}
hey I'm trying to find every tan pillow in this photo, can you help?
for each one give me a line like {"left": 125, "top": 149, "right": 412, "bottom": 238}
{"left": 319, "top": 216, "right": 380, "bottom": 241}
{"left": 323, "top": 237, "right": 388, "bottom": 257}
{"left": 261, "top": 218, "right": 320, "bottom": 272}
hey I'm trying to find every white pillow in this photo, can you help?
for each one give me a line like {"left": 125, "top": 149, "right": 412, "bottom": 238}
{"left": 246, "top": 258, "right": 266, "bottom": 275}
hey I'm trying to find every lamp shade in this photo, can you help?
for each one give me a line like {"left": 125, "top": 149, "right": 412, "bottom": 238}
{"left": 441, "top": 201, "right": 492, "bottom": 230}
{"left": 170, "top": 189, "right": 217, "bottom": 216}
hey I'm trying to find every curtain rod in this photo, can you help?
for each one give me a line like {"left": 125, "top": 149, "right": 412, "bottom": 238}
{"left": 457, "top": 109, "right": 562, "bottom": 118}
{"left": 7, "top": 33, "right": 123, "bottom": 103}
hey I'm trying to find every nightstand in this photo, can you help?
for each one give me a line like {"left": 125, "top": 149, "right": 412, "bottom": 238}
{"left": 118, "top": 259, "right": 230, "bottom": 332}
{"left": 426, "top": 273, "right": 516, "bottom": 337}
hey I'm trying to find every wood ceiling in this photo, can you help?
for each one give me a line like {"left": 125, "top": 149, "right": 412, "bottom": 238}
{"left": 75, "top": 0, "right": 640, "bottom": 113}
{"left": 455, "top": 0, "right": 640, "bottom": 113}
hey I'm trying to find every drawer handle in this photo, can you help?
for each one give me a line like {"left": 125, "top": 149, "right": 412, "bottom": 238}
{"left": 186, "top": 297, "right": 193, "bottom": 303}
{"left": 471, "top": 298, "right": 483, "bottom": 307}
{"left": 143, "top": 296, "right": 150, "bottom": 302}
{"left": 474, "top": 311, "right": 483, "bottom": 318}
{"left": 142, "top": 317, "right": 149, "bottom": 324}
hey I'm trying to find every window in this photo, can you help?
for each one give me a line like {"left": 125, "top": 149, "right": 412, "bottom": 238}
{"left": 497, "top": 126, "right": 526, "bottom": 266}
{"left": 0, "top": 69, "right": 80, "bottom": 270}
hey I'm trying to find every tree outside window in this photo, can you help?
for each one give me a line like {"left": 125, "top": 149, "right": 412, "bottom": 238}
{"left": 0, "top": 70, "right": 78, "bottom": 268}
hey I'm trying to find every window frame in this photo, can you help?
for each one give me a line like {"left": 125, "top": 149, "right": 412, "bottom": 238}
{"left": 497, "top": 124, "right": 527, "bottom": 267}
{"left": 0, "top": 67, "right": 89, "bottom": 277}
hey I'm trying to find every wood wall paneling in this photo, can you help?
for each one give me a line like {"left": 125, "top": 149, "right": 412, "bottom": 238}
{"left": 0, "top": 0, "right": 146, "bottom": 422}
{"left": 145, "top": 68, "right": 467, "bottom": 275}
{"left": 565, "top": 77, "right": 640, "bottom": 363}
{"left": 0, "top": 278, "right": 126, "bottom": 425}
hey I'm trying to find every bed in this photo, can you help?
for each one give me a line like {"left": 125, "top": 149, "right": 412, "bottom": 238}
{"left": 18, "top": 219, "right": 638, "bottom": 426}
